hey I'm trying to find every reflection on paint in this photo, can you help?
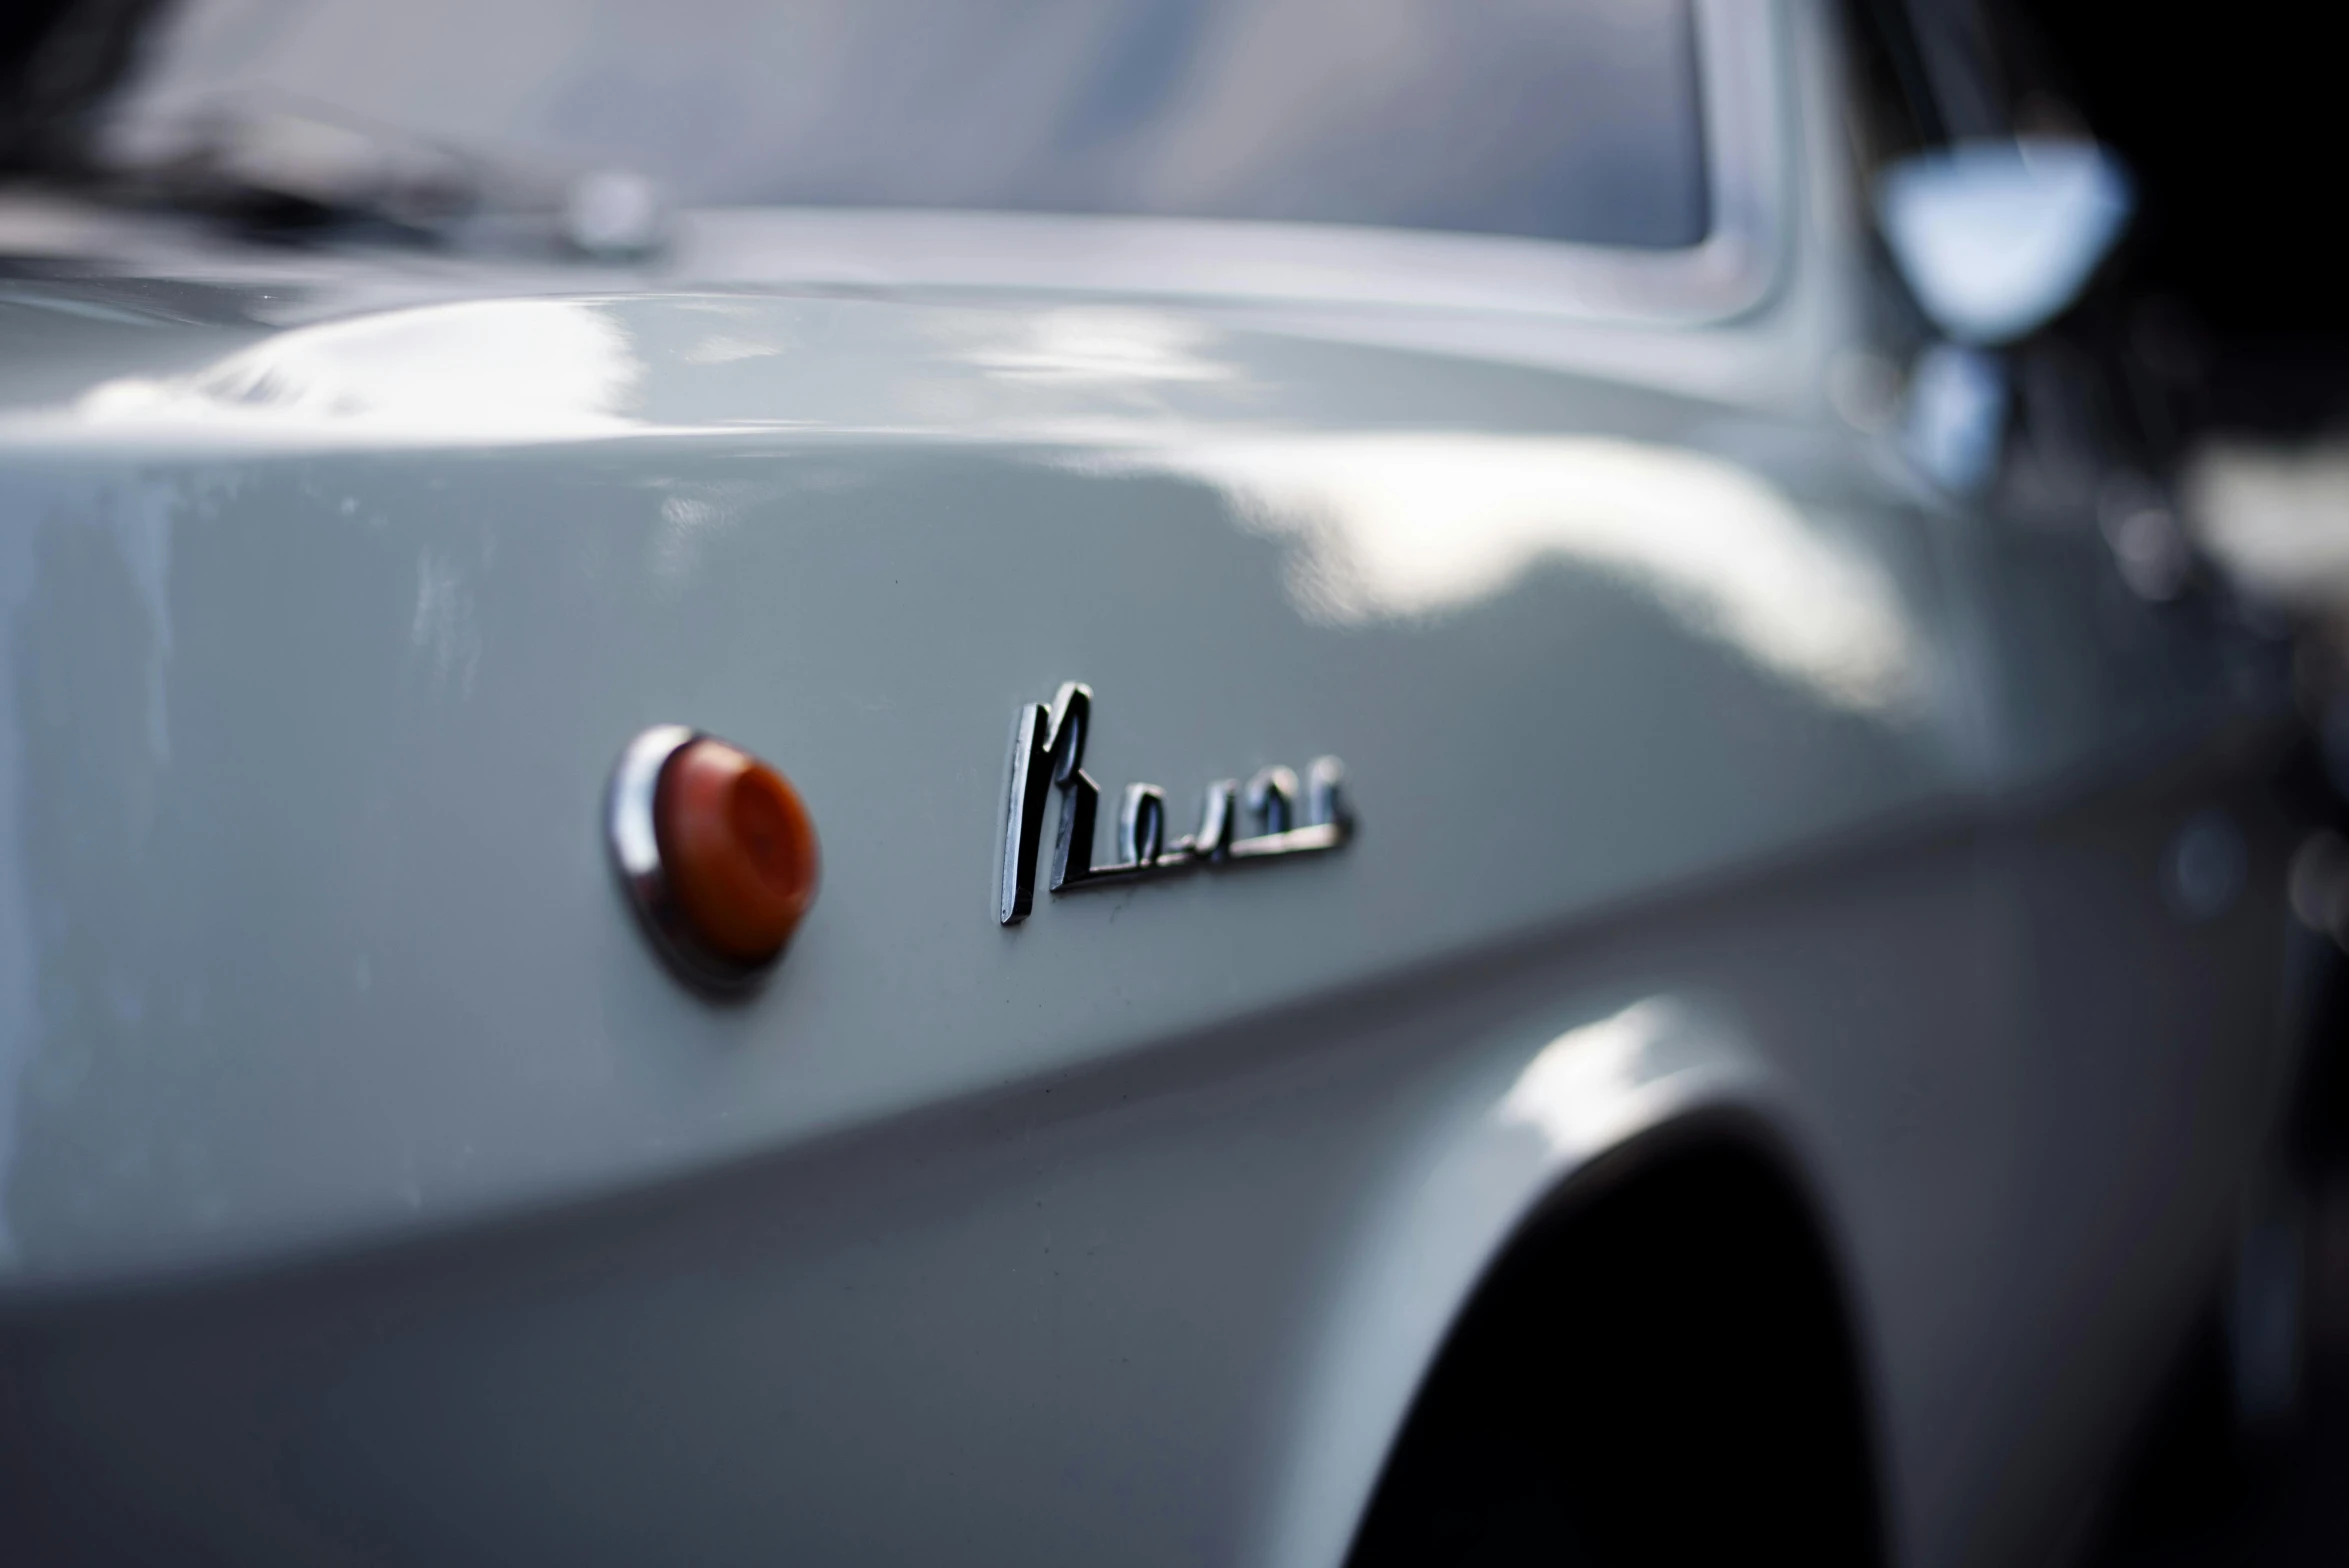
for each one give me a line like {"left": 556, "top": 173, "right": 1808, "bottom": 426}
{"left": 1113, "top": 433, "right": 1920, "bottom": 713}
{"left": 409, "top": 547, "right": 480, "bottom": 697}
{"left": 1498, "top": 998, "right": 1704, "bottom": 1161}
{"left": 78, "top": 299, "right": 644, "bottom": 440}
{"left": 651, "top": 485, "right": 763, "bottom": 590}
{"left": 960, "top": 309, "right": 1236, "bottom": 386}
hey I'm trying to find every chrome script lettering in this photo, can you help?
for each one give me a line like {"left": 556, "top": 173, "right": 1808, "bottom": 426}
{"left": 998, "top": 681, "right": 1350, "bottom": 925}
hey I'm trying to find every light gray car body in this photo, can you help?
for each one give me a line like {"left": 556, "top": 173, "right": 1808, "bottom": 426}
{"left": 0, "top": 2, "right": 2310, "bottom": 1564}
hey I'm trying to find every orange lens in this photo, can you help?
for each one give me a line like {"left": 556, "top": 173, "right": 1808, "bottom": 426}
{"left": 654, "top": 737, "right": 819, "bottom": 963}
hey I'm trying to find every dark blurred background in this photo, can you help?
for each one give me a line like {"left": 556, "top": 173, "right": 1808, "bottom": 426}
{"left": 2010, "top": 5, "right": 2349, "bottom": 1560}
{"left": 2025, "top": 0, "right": 2349, "bottom": 439}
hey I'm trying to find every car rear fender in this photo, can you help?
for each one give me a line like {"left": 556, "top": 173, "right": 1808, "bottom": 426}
{"left": 1254, "top": 995, "right": 1832, "bottom": 1568}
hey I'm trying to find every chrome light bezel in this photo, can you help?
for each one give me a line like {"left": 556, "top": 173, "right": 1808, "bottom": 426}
{"left": 606, "top": 723, "right": 784, "bottom": 996}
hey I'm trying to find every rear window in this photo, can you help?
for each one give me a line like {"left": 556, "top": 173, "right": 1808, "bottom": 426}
{"left": 108, "top": 0, "right": 1711, "bottom": 248}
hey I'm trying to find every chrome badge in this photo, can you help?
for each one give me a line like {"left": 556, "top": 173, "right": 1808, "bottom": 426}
{"left": 999, "top": 681, "right": 1350, "bottom": 924}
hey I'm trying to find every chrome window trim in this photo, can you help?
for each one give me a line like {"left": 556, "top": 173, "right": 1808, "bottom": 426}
{"left": 675, "top": 0, "right": 1788, "bottom": 330}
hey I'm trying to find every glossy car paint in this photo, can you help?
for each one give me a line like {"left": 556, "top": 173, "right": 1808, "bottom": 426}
{"left": 0, "top": 3, "right": 2307, "bottom": 1565}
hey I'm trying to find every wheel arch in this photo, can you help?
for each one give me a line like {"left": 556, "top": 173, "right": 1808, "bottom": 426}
{"left": 1346, "top": 1111, "right": 1887, "bottom": 1564}
{"left": 1253, "top": 996, "right": 1886, "bottom": 1568}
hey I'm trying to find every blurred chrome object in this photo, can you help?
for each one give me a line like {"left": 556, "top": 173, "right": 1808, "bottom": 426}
{"left": 1876, "top": 137, "right": 2133, "bottom": 346}
{"left": 1901, "top": 341, "right": 2008, "bottom": 491}
{"left": 607, "top": 724, "right": 784, "bottom": 995}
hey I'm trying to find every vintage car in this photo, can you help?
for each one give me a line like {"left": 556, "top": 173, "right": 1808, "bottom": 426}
{"left": 0, "top": 0, "right": 2319, "bottom": 1563}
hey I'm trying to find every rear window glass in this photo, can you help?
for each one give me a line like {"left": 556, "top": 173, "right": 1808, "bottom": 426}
{"left": 109, "top": 0, "right": 1711, "bottom": 248}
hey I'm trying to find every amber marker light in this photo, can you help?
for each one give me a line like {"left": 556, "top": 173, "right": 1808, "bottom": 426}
{"left": 607, "top": 726, "right": 820, "bottom": 993}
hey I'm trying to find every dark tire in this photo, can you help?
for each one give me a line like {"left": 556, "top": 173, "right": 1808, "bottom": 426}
{"left": 1347, "top": 1140, "right": 1882, "bottom": 1567}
